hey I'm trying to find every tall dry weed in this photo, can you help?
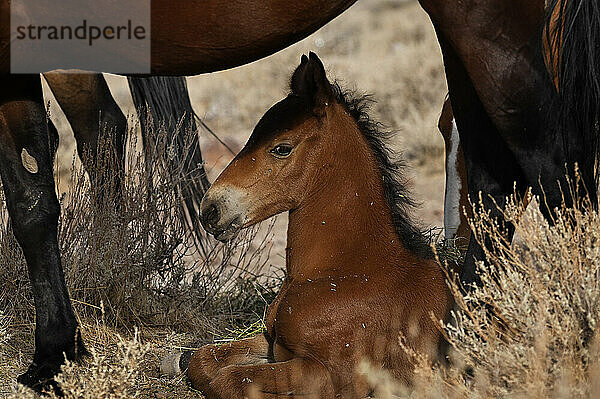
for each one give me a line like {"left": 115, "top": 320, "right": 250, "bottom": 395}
{"left": 0, "top": 311, "right": 10, "bottom": 388}
{"left": 6, "top": 330, "right": 149, "bottom": 399}
{"left": 1, "top": 121, "right": 279, "bottom": 334}
{"left": 0, "top": 120, "right": 279, "bottom": 396}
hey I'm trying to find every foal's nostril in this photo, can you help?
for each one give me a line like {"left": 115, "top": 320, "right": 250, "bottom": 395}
{"left": 203, "top": 203, "right": 220, "bottom": 226}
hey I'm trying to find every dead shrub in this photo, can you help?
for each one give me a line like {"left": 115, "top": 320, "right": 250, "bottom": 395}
{"left": 0, "top": 120, "right": 280, "bottom": 397}
{"left": 1, "top": 121, "right": 279, "bottom": 335}
{"left": 370, "top": 183, "right": 600, "bottom": 398}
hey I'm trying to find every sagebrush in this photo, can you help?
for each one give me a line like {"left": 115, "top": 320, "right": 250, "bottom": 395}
{"left": 362, "top": 188, "right": 600, "bottom": 399}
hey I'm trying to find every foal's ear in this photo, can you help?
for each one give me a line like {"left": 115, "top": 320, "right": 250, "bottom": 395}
{"left": 290, "top": 52, "right": 332, "bottom": 114}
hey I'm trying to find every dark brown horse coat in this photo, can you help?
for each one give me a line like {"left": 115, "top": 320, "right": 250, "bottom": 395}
{"left": 420, "top": 0, "right": 599, "bottom": 287}
{"left": 0, "top": 0, "right": 357, "bottom": 75}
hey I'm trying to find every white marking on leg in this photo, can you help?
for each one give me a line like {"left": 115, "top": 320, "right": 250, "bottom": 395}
{"left": 444, "top": 119, "right": 461, "bottom": 239}
{"left": 21, "top": 148, "right": 38, "bottom": 174}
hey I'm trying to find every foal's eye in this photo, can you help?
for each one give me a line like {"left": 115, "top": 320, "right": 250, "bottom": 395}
{"left": 270, "top": 143, "right": 293, "bottom": 158}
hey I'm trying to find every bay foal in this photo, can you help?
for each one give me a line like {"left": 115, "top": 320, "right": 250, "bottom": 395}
{"left": 163, "top": 53, "right": 452, "bottom": 398}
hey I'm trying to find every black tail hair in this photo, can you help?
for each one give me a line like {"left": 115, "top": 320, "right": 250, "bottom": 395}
{"left": 127, "top": 76, "right": 210, "bottom": 254}
{"left": 545, "top": 0, "right": 600, "bottom": 192}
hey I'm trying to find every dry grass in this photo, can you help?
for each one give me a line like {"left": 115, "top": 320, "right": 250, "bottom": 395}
{"left": 7, "top": 329, "right": 150, "bottom": 399}
{"left": 0, "top": 312, "right": 10, "bottom": 387}
{"left": 358, "top": 184, "right": 600, "bottom": 398}
{"left": 0, "top": 122, "right": 279, "bottom": 397}
{"left": 440, "top": 187, "right": 600, "bottom": 398}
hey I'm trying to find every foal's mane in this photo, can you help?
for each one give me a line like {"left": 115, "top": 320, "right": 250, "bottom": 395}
{"left": 329, "top": 82, "right": 433, "bottom": 259}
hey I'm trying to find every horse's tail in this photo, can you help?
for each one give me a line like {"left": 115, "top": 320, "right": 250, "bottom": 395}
{"left": 545, "top": 0, "right": 600, "bottom": 192}
{"left": 127, "top": 76, "right": 210, "bottom": 254}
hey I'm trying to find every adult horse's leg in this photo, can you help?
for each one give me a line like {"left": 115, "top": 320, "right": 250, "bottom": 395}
{"left": 0, "top": 74, "right": 86, "bottom": 390}
{"left": 421, "top": 0, "right": 586, "bottom": 287}
{"left": 440, "top": 33, "right": 588, "bottom": 288}
{"left": 43, "top": 72, "right": 127, "bottom": 204}
{"left": 434, "top": 33, "right": 528, "bottom": 287}
{"left": 438, "top": 97, "right": 471, "bottom": 244}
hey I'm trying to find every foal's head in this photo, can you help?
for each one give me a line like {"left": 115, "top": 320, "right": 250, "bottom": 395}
{"left": 200, "top": 52, "right": 426, "bottom": 257}
{"left": 200, "top": 53, "right": 343, "bottom": 241}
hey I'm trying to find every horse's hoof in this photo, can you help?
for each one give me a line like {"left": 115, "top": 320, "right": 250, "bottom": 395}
{"left": 161, "top": 352, "right": 183, "bottom": 377}
{"left": 17, "top": 361, "right": 63, "bottom": 396}
{"left": 161, "top": 350, "right": 193, "bottom": 377}
{"left": 18, "top": 334, "right": 89, "bottom": 394}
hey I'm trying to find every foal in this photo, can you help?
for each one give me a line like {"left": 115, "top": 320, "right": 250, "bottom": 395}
{"left": 163, "top": 53, "right": 452, "bottom": 398}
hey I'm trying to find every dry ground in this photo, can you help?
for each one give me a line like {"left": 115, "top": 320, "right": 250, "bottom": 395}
{"left": 1, "top": 1, "right": 453, "bottom": 397}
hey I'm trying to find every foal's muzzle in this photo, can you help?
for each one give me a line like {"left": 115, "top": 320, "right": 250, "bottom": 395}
{"left": 202, "top": 203, "right": 220, "bottom": 228}
{"left": 199, "top": 188, "right": 246, "bottom": 242}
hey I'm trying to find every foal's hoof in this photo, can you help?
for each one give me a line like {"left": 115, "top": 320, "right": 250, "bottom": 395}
{"left": 17, "top": 361, "right": 63, "bottom": 395}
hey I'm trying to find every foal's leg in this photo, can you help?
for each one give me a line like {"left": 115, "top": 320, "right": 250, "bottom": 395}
{"left": 0, "top": 74, "right": 86, "bottom": 390}
{"left": 207, "top": 358, "right": 334, "bottom": 399}
{"left": 184, "top": 335, "right": 270, "bottom": 391}
{"left": 43, "top": 72, "right": 127, "bottom": 204}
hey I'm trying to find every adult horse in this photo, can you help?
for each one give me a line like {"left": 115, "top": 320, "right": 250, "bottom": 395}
{"left": 419, "top": 0, "right": 600, "bottom": 288}
{"left": 0, "top": 0, "right": 358, "bottom": 390}
{"left": 162, "top": 52, "right": 452, "bottom": 398}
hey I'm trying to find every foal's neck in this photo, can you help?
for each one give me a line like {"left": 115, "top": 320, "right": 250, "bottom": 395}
{"left": 285, "top": 105, "right": 415, "bottom": 280}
